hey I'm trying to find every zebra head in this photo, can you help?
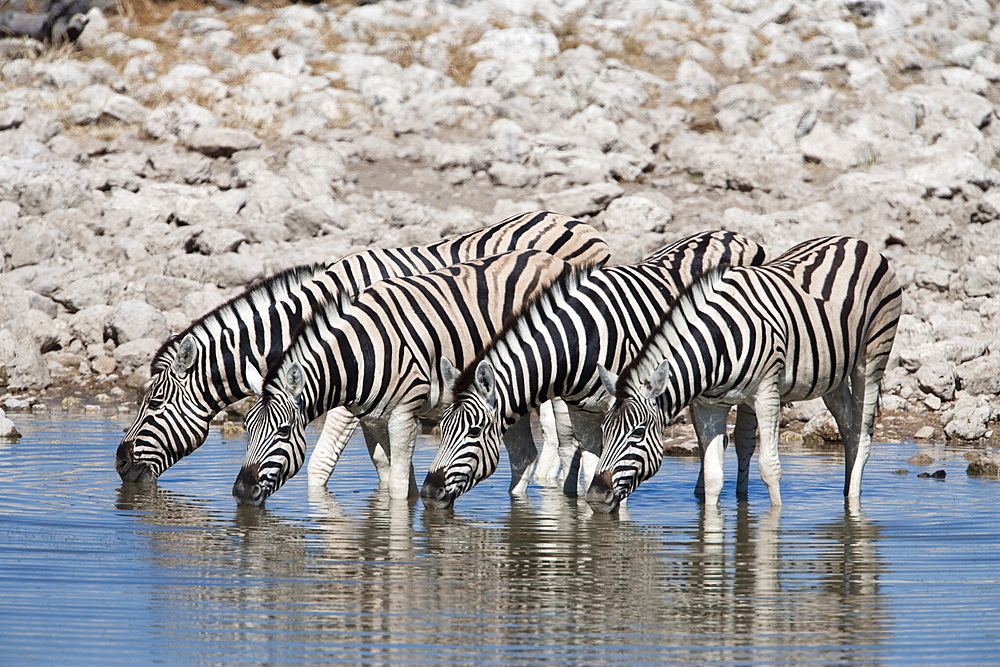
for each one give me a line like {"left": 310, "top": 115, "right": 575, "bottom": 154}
{"left": 420, "top": 358, "right": 505, "bottom": 509}
{"left": 233, "top": 362, "right": 309, "bottom": 506}
{"left": 116, "top": 334, "right": 213, "bottom": 483}
{"left": 586, "top": 361, "right": 672, "bottom": 513}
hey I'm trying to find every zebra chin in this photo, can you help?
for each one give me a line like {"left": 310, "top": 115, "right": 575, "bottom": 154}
{"left": 584, "top": 470, "right": 624, "bottom": 514}
{"left": 419, "top": 469, "right": 458, "bottom": 509}
{"left": 115, "top": 440, "right": 159, "bottom": 484}
{"left": 232, "top": 465, "right": 272, "bottom": 507}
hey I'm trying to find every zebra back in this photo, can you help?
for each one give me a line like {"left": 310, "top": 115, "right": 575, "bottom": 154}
{"left": 450, "top": 230, "right": 767, "bottom": 414}
{"left": 617, "top": 235, "right": 902, "bottom": 411}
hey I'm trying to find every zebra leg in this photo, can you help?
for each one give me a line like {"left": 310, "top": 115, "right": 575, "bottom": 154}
{"left": 692, "top": 403, "right": 729, "bottom": 505}
{"left": 733, "top": 402, "right": 758, "bottom": 501}
{"left": 567, "top": 407, "right": 605, "bottom": 497}
{"left": 534, "top": 400, "right": 561, "bottom": 485}
{"left": 385, "top": 410, "right": 419, "bottom": 500}
{"left": 846, "top": 363, "right": 879, "bottom": 498}
{"left": 306, "top": 407, "right": 361, "bottom": 487}
{"left": 754, "top": 378, "right": 783, "bottom": 506}
{"left": 360, "top": 421, "right": 392, "bottom": 484}
{"left": 822, "top": 382, "right": 856, "bottom": 463}
{"left": 503, "top": 414, "right": 537, "bottom": 495}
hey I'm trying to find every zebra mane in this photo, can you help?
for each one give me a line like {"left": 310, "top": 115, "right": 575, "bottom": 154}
{"left": 615, "top": 265, "right": 731, "bottom": 399}
{"left": 260, "top": 271, "right": 359, "bottom": 390}
{"left": 151, "top": 262, "right": 329, "bottom": 373}
{"left": 451, "top": 260, "right": 601, "bottom": 396}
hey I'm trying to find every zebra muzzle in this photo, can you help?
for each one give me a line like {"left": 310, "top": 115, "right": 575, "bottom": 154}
{"left": 419, "top": 469, "right": 454, "bottom": 509}
{"left": 584, "top": 470, "right": 621, "bottom": 513}
{"left": 115, "top": 440, "right": 155, "bottom": 483}
{"left": 232, "top": 465, "right": 267, "bottom": 506}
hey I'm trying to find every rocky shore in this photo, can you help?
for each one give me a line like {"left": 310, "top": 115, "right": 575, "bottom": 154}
{"left": 1, "top": 0, "right": 998, "bottom": 450}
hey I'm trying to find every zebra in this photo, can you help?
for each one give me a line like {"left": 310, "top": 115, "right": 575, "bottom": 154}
{"left": 233, "top": 249, "right": 582, "bottom": 505}
{"left": 115, "top": 212, "right": 610, "bottom": 484}
{"left": 420, "top": 230, "right": 768, "bottom": 509}
{"left": 586, "top": 236, "right": 902, "bottom": 513}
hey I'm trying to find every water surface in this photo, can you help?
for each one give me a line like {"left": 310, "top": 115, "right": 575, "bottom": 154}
{"left": 1, "top": 413, "right": 998, "bottom": 665}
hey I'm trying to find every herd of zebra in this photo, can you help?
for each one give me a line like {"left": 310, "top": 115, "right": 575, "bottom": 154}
{"left": 115, "top": 211, "right": 902, "bottom": 513}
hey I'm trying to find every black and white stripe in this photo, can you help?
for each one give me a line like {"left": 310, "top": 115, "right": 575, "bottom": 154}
{"left": 116, "top": 212, "right": 609, "bottom": 483}
{"left": 587, "top": 236, "right": 901, "bottom": 513}
{"left": 420, "top": 230, "right": 768, "bottom": 509}
{"left": 234, "top": 249, "right": 582, "bottom": 505}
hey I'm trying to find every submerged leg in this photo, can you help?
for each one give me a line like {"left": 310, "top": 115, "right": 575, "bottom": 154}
{"left": 567, "top": 407, "right": 606, "bottom": 497}
{"left": 385, "top": 411, "right": 419, "bottom": 500}
{"left": 846, "top": 364, "right": 879, "bottom": 498}
{"left": 503, "top": 414, "right": 537, "bottom": 495}
{"left": 732, "top": 403, "right": 758, "bottom": 501}
{"left": 534, "top": 401, "right": 560, "bottom": 485}
{"left": 754, "top": 378, "right": 783, "bottom": 506}
{"left": 692, "top": 403, "right": 730, "bottom": 505}
{"left": 361, "top": 421, "right": 391, "bottom": 484}
{"left": 307, "top": 407, "right": 361, "bottom": 487}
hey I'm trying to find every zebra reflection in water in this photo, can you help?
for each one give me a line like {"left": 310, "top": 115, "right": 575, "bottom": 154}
{"left": 116, "top": 483, "right": 886, "bottom": 664}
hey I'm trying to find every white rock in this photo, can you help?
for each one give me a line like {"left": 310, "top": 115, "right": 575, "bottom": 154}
{"left": 538, "top": 183, "right": 624, "bottom": 218}
{"left": 600, "top": 195, "right": 673, "bottom": 235}
{"left": 945, "top": 395, "right": 992, "bottom": 440}
{"left": 184, "top": 127, "right": 261, "bottom": 158}
{"left": 110, "top": 300, "right": 170, "bottom": 345}
{"left": 671, "top": 59, "right": 719, "bottom": 104}
{"left": 469, "top": 27, "right": 559, "bottom": 64}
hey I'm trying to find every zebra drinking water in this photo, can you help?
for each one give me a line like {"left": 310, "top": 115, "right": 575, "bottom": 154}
{"left": 234, "top": 249, "right": 584, "bottom": 505}
{"left": 116, "top": 212, "right": 609, "bottom": 484}
{"left": 420, "top": 230, "right": 767, "bottom": 509}
{"left": 586, "top": 236, "right": 902, "bottom": 513}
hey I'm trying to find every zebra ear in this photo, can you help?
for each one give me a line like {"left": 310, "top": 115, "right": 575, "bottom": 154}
{"left": 172, "top": 334, "right": 197, "bottom": 375}
{"left": 439, "top": 356, "right": 460, "bottom": 394}
{"left": 286, "top": 362, "right": 306, "bottom": 401}
{"left": 597, "top": 363, "right": 618, "bottom": 397}
{"left": 643, "top": 360, "right": 671, "bottom": 400}
{"left": 473, "top": 361, "right": 497, "bottom": 408}
{"left": 245, "top": 363, "right": 264, "bottom": 396}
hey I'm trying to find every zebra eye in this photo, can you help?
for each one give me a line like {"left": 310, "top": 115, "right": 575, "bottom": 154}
{"left": 467, "top": 426, "right": 482, "bottom": 439}
{"left": 277, "top": 425, "right": 291, "bottom": 438}
{"left": 147, "top": 397, "right": 165, "bottom": 411}
{"left": 630, "top": 425, "right": 647, "bottom": 440}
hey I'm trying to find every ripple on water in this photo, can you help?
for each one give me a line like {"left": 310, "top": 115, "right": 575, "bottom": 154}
{"left": 0, "top": 415, "right": 998, "bottom": 665}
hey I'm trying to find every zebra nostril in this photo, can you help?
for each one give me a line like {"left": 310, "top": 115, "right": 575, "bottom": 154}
{"left": 115, "top": 440, "right": 134, "bottom": 471}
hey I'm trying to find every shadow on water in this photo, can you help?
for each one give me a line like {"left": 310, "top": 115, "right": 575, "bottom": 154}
{"left": 3, "top": 417, "right": 999, "bottom": 664}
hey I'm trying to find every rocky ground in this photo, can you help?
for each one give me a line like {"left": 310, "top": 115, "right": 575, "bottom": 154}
{"left": 0, "top": 0, "right": 998, "bottom": 458}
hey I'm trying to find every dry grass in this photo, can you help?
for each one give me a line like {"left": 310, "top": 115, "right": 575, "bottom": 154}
{"left": 445, "top": 26, "right": 486, "bottom": 86}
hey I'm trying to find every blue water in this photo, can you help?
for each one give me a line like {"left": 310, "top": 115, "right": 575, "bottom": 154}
{"left": 0, "top": 413, "right": 998, "bottom": 665}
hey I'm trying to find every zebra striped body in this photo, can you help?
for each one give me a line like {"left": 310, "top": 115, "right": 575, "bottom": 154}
{"left": 234, "top": 249, "right": 579, "bottom": 505}
{"left": 587, "top": 236, "right": 901, "bottom": 513}
{"left": 116, "top": 212, "right": 609, "bottom": 484}
{"left": 420, "top": 231, "right": 767, "bottom": 509}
